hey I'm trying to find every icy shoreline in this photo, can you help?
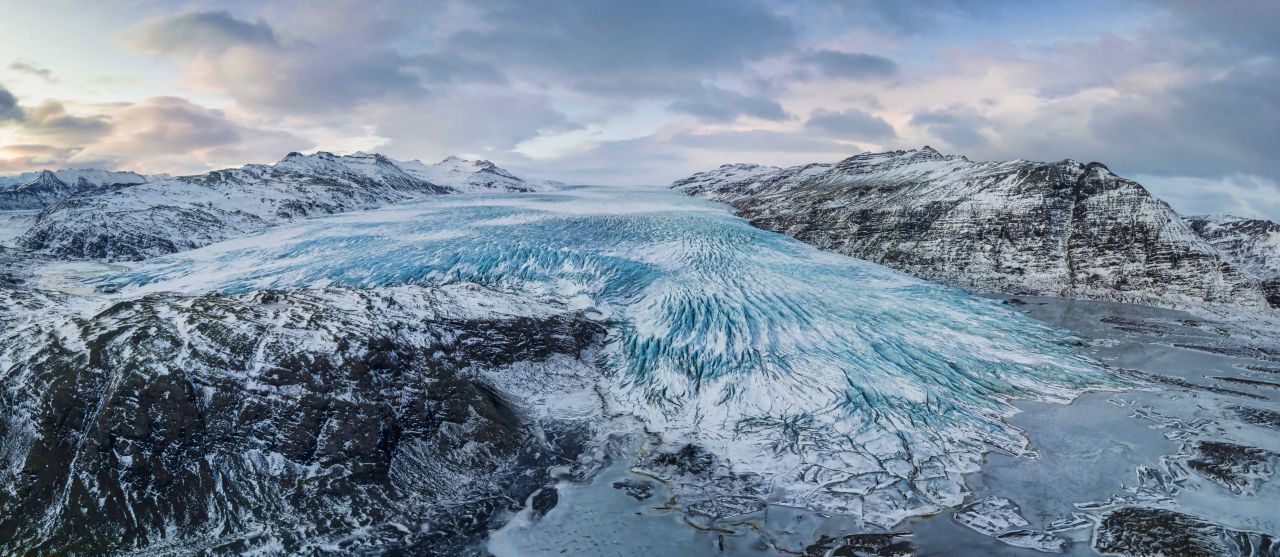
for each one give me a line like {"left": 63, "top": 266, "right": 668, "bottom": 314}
{"left": 488, "top": 294, "right": 1280, "bottom": 556}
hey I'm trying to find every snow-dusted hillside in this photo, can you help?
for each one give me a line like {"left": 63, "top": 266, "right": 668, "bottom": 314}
{"left": 0, "top": 169, "right": 153, "bottom": 210}
{"left": 1186, "top": 214, "right": 1280, "bottom": 307}
{"left": 13, "top": 152, "right": 558, "bottom": 260}
{"left": 0, "top": 283, "right": 603, "bottom": 554}
{"left": 673, "top": 147, "right": 1279, "bottom": 311}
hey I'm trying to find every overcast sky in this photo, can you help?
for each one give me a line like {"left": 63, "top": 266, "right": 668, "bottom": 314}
{"left": 1, "top": 0, "right": 1277, "bottom": 219}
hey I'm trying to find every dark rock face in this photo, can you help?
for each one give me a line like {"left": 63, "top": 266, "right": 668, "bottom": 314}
{"left": 673, "top": 148, "right": 1278, "bottom": 311}
{"left": 1232, "top": 406, "right": 1280, "bottom": 429}
{"left": 1175, "top": 343, "right": 1280, "bottom": 361}
{"left": 1093, "top": 507, "right": 1278, "bottom": 557}
{"left": 529, "top": 487, "right": 560, "bottom": 519}
{"left": 1186, "top": 215, "right": 1280, "bottom": 308}
{"left": 1185, "top": 441, "right": 1278, "bottom": 495}
{"left": 1215, "top": 376, "right": 1280, "bottom": 390}
{"left": 803, "top": 532, "right": 915, "bottom": 557}
{"left": 635, "top": 444, "right": 768, "bottom": 522}
{"left": 611, "top": 478, "right": 655, "bottom": 500}
{"left": 0, "top": 286, "right": 605, "bottom": 555}
{"left": 1116, "top": 368, "right": 1265, "bottom": 400}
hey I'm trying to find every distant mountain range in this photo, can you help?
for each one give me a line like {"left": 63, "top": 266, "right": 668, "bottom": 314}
{"left": 673, "top": 147, "right": 1280, "bottom": 311}
{"left": 5, "top": 147, "right": 1277, "bottom": 312}
{"left": 0, "top": 169, "right": 157, "bottom": 210}
{"left": 3, "top": 152, "right": 558, "bottom": 260}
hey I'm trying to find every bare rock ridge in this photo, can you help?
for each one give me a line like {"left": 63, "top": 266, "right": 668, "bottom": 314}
{"left": 1186, "top": 214, "right": 1280, "bottom": 307}
{"left": 672, "top": 147, "right": 1280, "bottom": 311}
{"left": 5, "top": 152, "right": 556, "bottom": 260}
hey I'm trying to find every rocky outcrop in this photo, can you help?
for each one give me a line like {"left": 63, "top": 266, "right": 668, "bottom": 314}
{"left": 0, "top": 284, "right": 604, "bottom": 555}
{"left": 1186, "top": 214, "right": 1280, "bottom": 308}
{"left": 673, "top": 147, "right": 1278, "bottom": 311}
{"left": 12, "top": 152, "right": 557, "bottom": 260}
{"left": 1092, "top": 507, "right": 1278, "bottom": 557}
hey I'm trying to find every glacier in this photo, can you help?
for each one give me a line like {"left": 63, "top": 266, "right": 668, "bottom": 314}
{"left": 98, "top": 185, "right": 1123, "bottom": 526}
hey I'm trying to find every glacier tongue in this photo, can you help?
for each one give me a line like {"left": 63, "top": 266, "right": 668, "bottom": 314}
{"left": 99, "top": 185, "right": 1121, "bottom": 526}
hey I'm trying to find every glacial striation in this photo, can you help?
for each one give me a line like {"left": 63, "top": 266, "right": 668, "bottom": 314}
{"left": 93, "top": 186, "right": 1120, "bottom": 530}
{"left": 672, "top": 147, "right": 1280, "bottom": 311}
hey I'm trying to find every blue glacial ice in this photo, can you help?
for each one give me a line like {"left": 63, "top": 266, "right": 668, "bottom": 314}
{"left": 99, "top": 186, "right": 1124, "bottom": 525}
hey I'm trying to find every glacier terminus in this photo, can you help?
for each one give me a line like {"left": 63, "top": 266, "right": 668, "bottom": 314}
{"left": 3, "top": 168, "right": 1278, "bottom": 555}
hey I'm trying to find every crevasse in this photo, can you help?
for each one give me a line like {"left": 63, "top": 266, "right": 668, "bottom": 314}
{"left": 100, "top": 185, "right": 1123, "bottom": 525}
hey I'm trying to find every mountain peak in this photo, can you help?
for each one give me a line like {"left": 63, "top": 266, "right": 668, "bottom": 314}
{"left": 674, "top": 149, "right": 1279, "bottom": 311}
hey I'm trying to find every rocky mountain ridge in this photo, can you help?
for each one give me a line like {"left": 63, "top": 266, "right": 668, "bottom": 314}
{"left": 673, "top": 147, "right": 1280, "bottom": 311}
{"left": 0, "top": 169, "right": 155, "bottom": 210}
{"left": 1186, "top": 214, "right": 1280, "bottom": 306}
{"left": 5, "top": 152, "right": 557, "bottom": 260}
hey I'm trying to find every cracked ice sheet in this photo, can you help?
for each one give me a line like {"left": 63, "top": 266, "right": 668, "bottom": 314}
{"left": 94, "top": 185, "right": 1122, "bottom": 526}
{"left": 905, "top": 295, "right": 1280, "bottom": 556}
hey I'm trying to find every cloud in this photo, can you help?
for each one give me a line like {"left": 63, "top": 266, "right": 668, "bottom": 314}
{"left": 0, "top": 83, "right": 22, "bottom": 121}
{"left": 0, "top": 86, "right": 112, "bottom": 148}
{"left": 805, "top": 108, "right": 895, "bottom": 140}
{"left": 910, "top": 110, "right": 989, "bottom": 149}
{"left": 668, "top": 129, "right": 850, "bottom": 153}
{"left": 795, "top": 50, "right": 897, "bottom": 80}
{"left": 128, "top": 10, "right": 277, "bottom": 55}
{"left": 823, "top": 0, "right": 1004, "bottom": 35}
{"left": 5, "top": 0, "right": 1276, "bottom": 218}
{"left": 1135, "top": 173, "right": 1280, "bottom": 222}
{"left": 8, "top": 60, "right": 56, "bottom": 83}
{"left": 0, "top": 88, "right": 311, "bottom": 174}
{"left": 447, "top": 0, "right": 799, "bottom": 119}
{"left": 669, "top": 85, "right": 790, "bottom": 122}
{"left": 451, "top": 0, "right": 796, "bottom": 77}
{"left": 125, "top": 10, "right": 437, "bottom": 112}
{"left": 409, "top": 53, "right": 507, "bottom": 85}
{"left": 18, "top": 100, "right": 112, "bottom": 144}
{"left": 1156, "top": 0, "right": 1280, "bottom": 56}
{"left": 75, "top": 97, "right": 311, "bottom": 173}
{"left": 0, "top": 144, "right": 84, "bottom": 172}
{"left": 362, "top": 91, "right": 569, "bottom": 162}
{"left": 506, "top": 128, "right": 858, "bottom": 187}
{"left": 1085, "top": 65, "right": 1280, "bottom": 180}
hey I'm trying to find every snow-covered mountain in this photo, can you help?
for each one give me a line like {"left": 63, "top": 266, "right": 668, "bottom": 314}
{"left": 1186, "top": 214, "right": 1280, "bottom": 308}
{"left": 394, "top": 154, "right": 550, "bottom": 193}
{"left": 673, "top": 147, "right": 1280, "bottom": 311}
{"left": 12, "top": 152, "right": 558, "bottom": 260}
{"left": 0, "top": 169, "right": 153, "bottom": 210}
